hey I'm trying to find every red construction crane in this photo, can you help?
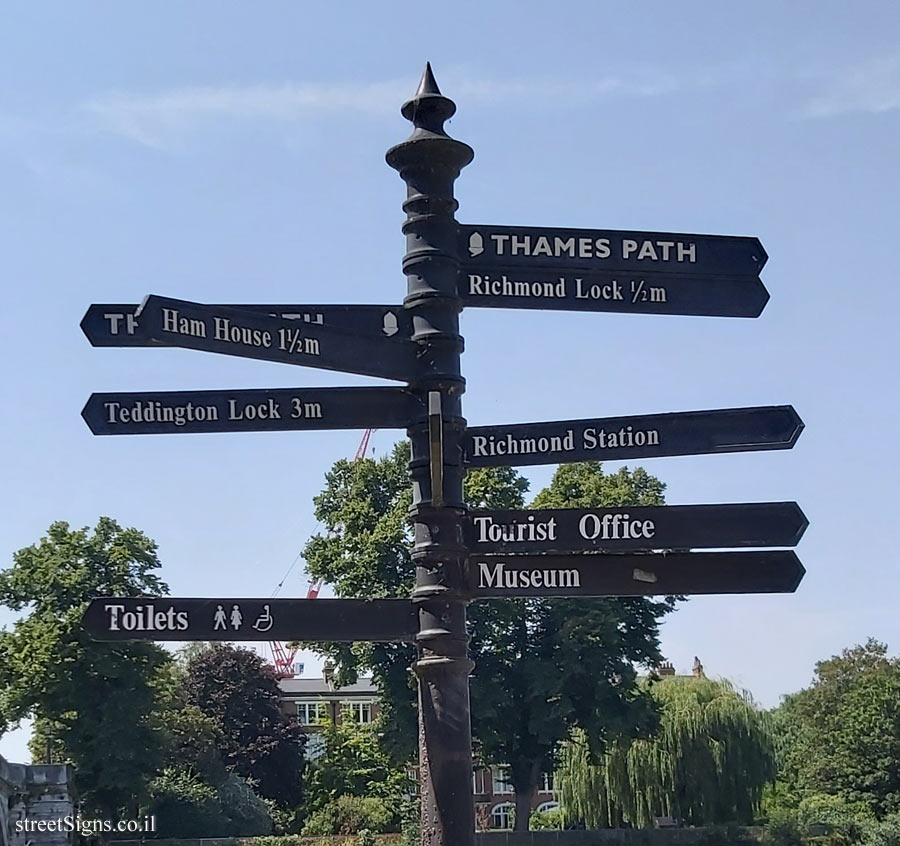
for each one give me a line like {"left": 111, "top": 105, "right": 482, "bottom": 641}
{"left": 268, "top": 428, "right": 373, "bottom": 678}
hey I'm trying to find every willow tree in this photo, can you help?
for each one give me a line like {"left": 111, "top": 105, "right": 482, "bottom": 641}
{"left": 558, "top": 675, "right": 775, "bottom": 828}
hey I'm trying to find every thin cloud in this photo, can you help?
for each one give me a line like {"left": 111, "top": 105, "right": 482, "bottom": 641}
{"left": 803, "top": 55, "right": 900, "bottom": 118}
{"left": 81, "top": 71, "right": 681, "bottom": 149}
{"left": 82, "top": 79, "right": 409, "bottom": 148}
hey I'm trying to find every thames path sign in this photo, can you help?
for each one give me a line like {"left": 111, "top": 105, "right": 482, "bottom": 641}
{"left": 466, "top": 502, "right": 808, "bottom": 554}
{"left": 82, "top": 66, "right": 807, "bottom": 846}
{"left": 82, "top": 386, "right": 420, "bottom": 435}
{"left": 81, "top": 302, "right": 411, "bottom": 347}
{"left": 465, "top": 405, "right": 804, "bottom": 468}
{"left": 134, "top": 295, "right": 418, "bottom": 381}
{"left": 459, "top": 224, "right": 769, "bottom": 317}
{"left": 83, "top": 598, "right": 418, "bottom": 642}
{"left": 470, "top": 551, "right": 805, "bottom": 598}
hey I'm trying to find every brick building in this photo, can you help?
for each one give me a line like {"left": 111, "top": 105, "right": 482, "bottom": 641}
{"left": 278, "top": 662, "right": 558, "bottom": 830}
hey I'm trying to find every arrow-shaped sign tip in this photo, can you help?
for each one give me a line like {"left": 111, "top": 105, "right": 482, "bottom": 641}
{"left": 784, "top": 406, "right": 805, "bottom": 448}
{"left": 789, "top": 503, "right": 810, "bottom": 545}
{"left": 752, "top": 239, "right": 769, "bottom": 271}
{"left": 787, "top": 551, "right": 805, "bottom": 592}
{"left": 750, "top": 280, "right": 771, "bottom": 318}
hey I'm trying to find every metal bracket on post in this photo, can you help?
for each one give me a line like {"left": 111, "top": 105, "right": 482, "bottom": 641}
{"left": 428, "top": 391, "right": 443, "bottom": 507}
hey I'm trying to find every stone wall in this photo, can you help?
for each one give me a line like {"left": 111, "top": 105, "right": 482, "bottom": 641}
{"left": 0, "top": 757, "right": 74, "bottom": 846}
{"left": 476, "top": 830, "right": 764, "bottom": 845}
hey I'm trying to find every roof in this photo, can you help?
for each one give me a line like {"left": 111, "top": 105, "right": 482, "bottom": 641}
{"left": 279, "top": 676, "right": 377, "bottom": 696}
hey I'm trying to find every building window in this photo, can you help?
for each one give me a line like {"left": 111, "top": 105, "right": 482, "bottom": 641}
{"left": 473, "top": 768, "right": 491, "bottom": 795}
{"left": 492, "top": 766, "right": 513, "bottom": 795}
{"left": 536, "top": 801, "right": 559, "bottom": 814}
{"left": 305, "top": 733, "right": 326, "bottom": 761}
{"left": 295, "top": 701, "right": 329, "bottom": 725}
{"left": 341, "top": 701, "right": 373, "bottom": 724}
{"left": 490, "top": 802, "right": 514, "bottom": 830}
{"left": 539, "top": 771, "right": 555, "bottom": 793}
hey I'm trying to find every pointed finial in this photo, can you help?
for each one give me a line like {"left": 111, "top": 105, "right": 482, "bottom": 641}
{"left": 416, "top": 62, "right": 442, "bottom": 97}
{"left": 386, "top": 64, "right": 473, "bottom": 174}
{"left": 400, "top": 62, "right": 456, "bottom": 128}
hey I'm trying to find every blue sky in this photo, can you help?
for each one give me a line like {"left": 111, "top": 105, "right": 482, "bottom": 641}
{"left": 2, "top": 2, "right": 899, "bottom": 762}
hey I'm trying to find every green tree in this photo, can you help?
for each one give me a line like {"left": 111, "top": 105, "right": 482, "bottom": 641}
{"left": 181, "top": 643, "right": 306, "bottom": 807}
{"left": 772, "top": 639, "right": 900, "bottom": 818}
{"left": 302, "top": 444, "right": 675, "bottom": 831}
{"left": 0, "top": 518, "right": 170, "bottom": 816}
{"left": 303, "top": 716, "right": 413, "bottom": 819}
{"left": 558, "top": 675, "right": 775, "bottom": 828}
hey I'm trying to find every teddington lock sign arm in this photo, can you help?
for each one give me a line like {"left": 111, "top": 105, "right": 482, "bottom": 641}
{"left": 464, "top": 405, "right": 804, "bottom": 468}
{"left": 82, "top": 386, "right": 422, "bottom": 435}
{"left": 134, "top": 295, "right": 419, "bottom": 382}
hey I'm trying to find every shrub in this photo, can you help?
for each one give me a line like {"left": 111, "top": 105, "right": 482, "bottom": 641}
{"left": 863, "top": 815, "right": 900, "bottom": 846}
{"left": 699, "top": 824, "right": 756, "bottom": 846}
{"left": 147, "top": 767, "right": 228, "bottom": 838}
{"left": 301, "top": 795, "right": 393, "bottom": 836}
{"left": 530, "top": 807, "right": 563, "bottom": 830}
{"left": 218, "top": 773, "right": 274, "bottom": 836}
{"left": 766, "top": 809, "right": 804, "bottom": 846}
{"left": 799, "top": 794, "right": 873, "bottom": 844}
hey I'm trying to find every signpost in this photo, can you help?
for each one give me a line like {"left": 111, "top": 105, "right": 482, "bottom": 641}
{"left": 82, "top": 386, "right": 421, "bottom": 435}
{"left": 465, "top": 502, "right": 808, "bottom": 554}
{"left": 81, "top": 302, "right": 411, "bottom": 347}
{"left": 80, "top": 65, "right": 807, "bottom": 846}
{"left": 469, "top": 551, "right": 805, "bottom": 598}
{"left": 465, "top": 405, "right": 804, "bottom": 468}
{"left": 83, "top": 597, "right": 418, "bottom": 642}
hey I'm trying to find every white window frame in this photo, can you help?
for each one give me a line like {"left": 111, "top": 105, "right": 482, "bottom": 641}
{"left": 492, "top": 766, "right": 514, "bottom": 795}
{"left": 536, "top": 801, "right": 559, "bottom": 814}
{"left": 490, "top": 802, "right": 514, "bottom": 830}
{"left": 295, "top": 700, "right": 329, "bottom": 725}
{"left": 539, "top": 771, "right": 555, "bottom": 793}
{"left": 341, "top": 699, "right": 374, "bottom": 724}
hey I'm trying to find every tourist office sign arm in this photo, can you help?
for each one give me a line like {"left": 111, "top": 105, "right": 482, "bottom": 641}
{"left": 81, "top": 303, "right": 412, "bottom": 347}
{"left": 458, "top": 224, "right": 769, "bottom": 317}
{"left": 464, "top": 405, "right": 804, "bottom": 468}
{"left": 466, "top": 502, "right": 808, "bottom": 554}
{"left": 134, "top": 295, "right": 419, "bottom": 382}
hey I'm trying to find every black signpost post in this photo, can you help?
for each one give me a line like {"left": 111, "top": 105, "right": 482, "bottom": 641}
{"left": 80, "top": 65, "right": 807, "bottom": 846}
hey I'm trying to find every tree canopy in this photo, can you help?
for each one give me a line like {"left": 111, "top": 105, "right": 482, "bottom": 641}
{"left": 771, "top": 639, "right": 900, "bottom": 819}
{"left": 180, "top": 643, "right": 306, "bottom": 807}
{"left": 558, "top": 675, "right": 775, "bottom": 828}
{"left": 301, "top": 443, "right": 676, "bottom": 830}
{"left": 0, "top": 518, "right": 170, "bottom": 816}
